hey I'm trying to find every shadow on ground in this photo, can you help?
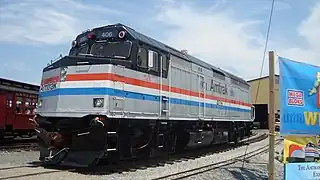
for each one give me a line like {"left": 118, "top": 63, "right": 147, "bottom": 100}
{"left": 225, "top": 166, "right": 268, "bottom": 180}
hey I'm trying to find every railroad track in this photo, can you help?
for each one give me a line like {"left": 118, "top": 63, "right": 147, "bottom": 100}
{"left": 152, "top": 138, "right": 282, "bottom": 180}
{"left": 0, "top": 131, "right": 270, "bottom": 180}
{"left": 0, "top": 143, "right": 38, "bottom": 151}
{"left": 0, "top": 140, "right": 39, "bottom": 151}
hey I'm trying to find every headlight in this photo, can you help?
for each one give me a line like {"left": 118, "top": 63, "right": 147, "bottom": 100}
{"left": 93, "top": 98, "right": 104, "bottom": 108}
{"left": 60, "top": 67, "right": 68, "bottom": 82}
{"left": 36, "top": 100, "right": 42, "bottom": 108}
{"left": 60, "top": 75, "right": 66, "bottom": 82}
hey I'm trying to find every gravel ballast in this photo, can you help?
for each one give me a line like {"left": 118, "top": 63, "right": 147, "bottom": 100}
{"left": 0, "top": 133, "right": 284, "bottom": 180}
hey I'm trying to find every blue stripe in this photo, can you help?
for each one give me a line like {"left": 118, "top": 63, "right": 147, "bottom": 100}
{"left": 40, "top": 88, "right": 250, "bottom": 113}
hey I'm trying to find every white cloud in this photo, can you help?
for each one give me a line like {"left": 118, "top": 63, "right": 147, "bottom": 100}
{"left": 0, "top": 0, "right": 124, "bottom": 45}
{"left": 279, "top": 3, "right": 320, "bottom": 66}
{"left": 155, "top": 1, "right": 320, "bottom": 80}
{"left": 155, "top": 3, "right": 266, "bottom": 79}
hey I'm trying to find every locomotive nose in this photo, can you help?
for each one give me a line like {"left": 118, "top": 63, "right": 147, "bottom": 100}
{"left": 36, "top": 62, "right": 112, "bottom": 118}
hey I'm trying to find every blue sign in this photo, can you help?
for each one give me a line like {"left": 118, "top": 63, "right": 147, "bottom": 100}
{"left": 279, "top": 56, "right": 320, "bottom": 135}
{"left": 285, "top": 162, "right": 320, "bottom": 180}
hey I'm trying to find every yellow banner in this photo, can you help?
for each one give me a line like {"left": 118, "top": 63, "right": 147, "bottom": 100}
{"left": 283, "top": 135, "right": 319, "bottom": 163}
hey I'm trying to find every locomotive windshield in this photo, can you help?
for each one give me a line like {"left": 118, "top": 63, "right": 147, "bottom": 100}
{"left": 90, "top": 41, "right": 131, "bottom": 59}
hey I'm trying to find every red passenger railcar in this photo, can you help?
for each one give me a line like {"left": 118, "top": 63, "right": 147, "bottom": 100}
{"left": 0, "top": 78, "right": 39, "bottom": 140}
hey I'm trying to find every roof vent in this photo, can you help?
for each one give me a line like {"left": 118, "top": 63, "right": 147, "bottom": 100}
{"left": 181, "top": 50, "right": 188, "bottom": 54}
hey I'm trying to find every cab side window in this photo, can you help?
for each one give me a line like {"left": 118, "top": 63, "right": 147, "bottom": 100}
{"left": 160, "top": 54, "right": 167, "bottom": 71}
{"left": 137, "top": 47, "right": 148, "bottom": 68}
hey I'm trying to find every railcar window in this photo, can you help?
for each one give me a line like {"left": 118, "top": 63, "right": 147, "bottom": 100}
{"left": 16, "top": 97, "right": 23, "bottom": 106}
{"left": 90, "top": 41, "right": 132, "bottom": 59}
{"left": 16, "top": 97, "right": 23, "bottom": 114}
{"left": 137, "top": 47, "right": 148, "bottom": 68}
{"left": 31, "top": 99, "right": 37, "bottom": 107}
{"left": 6, "top": 95, "right": 13, "bottom": 108}
{"left": 6, "top": 100, "right": 12, "bottom": 108}
{"left": 25, "top": 98, "right": 31, "bottom": 114}
{"left": 25, "top": 98, "right": 30, "bottom": 107}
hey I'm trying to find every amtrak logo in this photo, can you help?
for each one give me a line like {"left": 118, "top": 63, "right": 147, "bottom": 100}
{"left": 40, "top": 82, "right": 57, "bottom": 92}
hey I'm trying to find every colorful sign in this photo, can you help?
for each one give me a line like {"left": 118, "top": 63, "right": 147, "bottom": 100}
{"left": 283, "top": 135, "right": 319, "bottom": 163}
{"left": 279, "top": 56, "right": 320, "bottom": 135}
{"left": 285, "top": 162, "right": 320, "bottom": 180}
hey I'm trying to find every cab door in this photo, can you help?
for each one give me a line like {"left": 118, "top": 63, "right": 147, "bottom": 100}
{"left": 110, "top": 65, "right": 125, "bottom": 116}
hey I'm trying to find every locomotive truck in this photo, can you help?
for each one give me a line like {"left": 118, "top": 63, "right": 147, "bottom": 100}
{"left": 31, "top": 23, "right": 255, "bottom": 166}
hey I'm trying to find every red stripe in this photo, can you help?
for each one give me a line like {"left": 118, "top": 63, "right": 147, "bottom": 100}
{"left": 41, "top": 76, "right": 59, "bottom": 85}
{"left": 43, "top": 73, "right": 252, "bottom": 107}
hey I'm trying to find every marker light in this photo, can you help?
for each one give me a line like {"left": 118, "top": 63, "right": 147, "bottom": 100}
{"left": 87, "top": 33, "right": 93, "bottom": 39}
{"left": 118, "top": 31, "right": 126, "bottom": 38}
{"left": 36, "top": 99, "right": 42, "bottom": 109}
{"left": 72, "top": 40, "right": 77, "bottom": 47}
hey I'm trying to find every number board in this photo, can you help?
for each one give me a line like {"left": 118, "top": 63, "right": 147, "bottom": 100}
{"left": 95, "top": 28, "right": 118, "bottom": 39}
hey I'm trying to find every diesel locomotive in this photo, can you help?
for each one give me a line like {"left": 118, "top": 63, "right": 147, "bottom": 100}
{"left": 31, "top": 23, "right": 255, "bottom": 166}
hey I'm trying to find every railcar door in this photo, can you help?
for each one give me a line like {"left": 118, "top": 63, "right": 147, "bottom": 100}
{"left": 12, "top": 94, "right": 26, "bottom": 131}
{"left": 111, "top": 65, "right": 125, "bottom": 116}
{"left": 5, "top": 93, "right": 14, "bottom": 127}
{"left": 199, "top": 75, "right": 205, "bottom": 119}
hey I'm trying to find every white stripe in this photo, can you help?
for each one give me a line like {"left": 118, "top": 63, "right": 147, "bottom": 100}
{"left": 60, "top": 81, "right": 251, "bottom": 110}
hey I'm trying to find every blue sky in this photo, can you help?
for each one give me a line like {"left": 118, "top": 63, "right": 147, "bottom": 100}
{"left": 0, "top": 0, "right": 319, "bottom": 85}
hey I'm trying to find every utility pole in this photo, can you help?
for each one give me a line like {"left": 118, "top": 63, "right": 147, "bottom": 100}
{"left": 268, "top": 51, "right": 276, "bottom": 180}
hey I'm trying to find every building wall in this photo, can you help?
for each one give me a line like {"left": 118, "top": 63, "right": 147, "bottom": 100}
{"left": 248, "top": 76, "right": 280, "bottom": 113}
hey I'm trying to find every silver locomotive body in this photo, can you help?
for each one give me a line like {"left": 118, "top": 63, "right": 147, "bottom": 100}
{"left": 34, "top": 23, "right": 254, "bottom": 166}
